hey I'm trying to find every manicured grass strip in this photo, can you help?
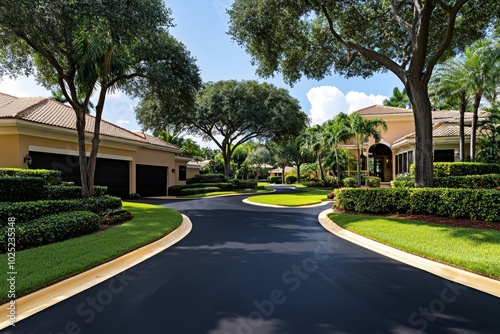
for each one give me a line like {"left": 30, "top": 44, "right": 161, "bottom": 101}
{"left": 247, "top": 187, "right": 330, "bottom": 206}
{"left": 182, "top": 189, "right": 273, "bottom": 198}
{"left": 329, "top": 213, "right": 500, "bottom": 279}
{"left": 258, "top": 182, "right": 270, "bottom": 187}
{"left": 0, "top": 202, "right": 182, "bottom": 303}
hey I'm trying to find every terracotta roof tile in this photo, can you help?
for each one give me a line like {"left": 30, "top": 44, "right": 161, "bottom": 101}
{"left": 394, "top": 122, "right": 472, "bottom": 143}
{"left": 0, "top": 92, "right": 180, "bottom": 151}
{"left": 356, "top": 104, "right": 488, "bottom": 120}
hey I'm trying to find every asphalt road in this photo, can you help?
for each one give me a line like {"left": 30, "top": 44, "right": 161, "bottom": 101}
{"left": 4, "top": 187, "right": 500, "bottom": 334}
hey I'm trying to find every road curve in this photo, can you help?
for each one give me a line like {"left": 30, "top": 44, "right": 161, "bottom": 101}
{"left": 4, "top": 188, "right": 500, "bottom": 334}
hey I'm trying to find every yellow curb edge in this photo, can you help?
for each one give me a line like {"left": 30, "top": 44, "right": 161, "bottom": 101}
{"left": 0, "top": 214, "right": 192, "bottom": 330}
{"left": 318, "top": 209, "right": 500, "bottom": 298}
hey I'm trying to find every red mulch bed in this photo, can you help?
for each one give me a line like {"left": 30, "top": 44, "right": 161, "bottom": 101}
{"left": 336, "top": 210, "right": 500, "bottom": 231}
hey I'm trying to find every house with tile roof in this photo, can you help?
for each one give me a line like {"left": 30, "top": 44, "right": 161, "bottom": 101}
{"left": 340, "top": 105, "right": 489, "bottom": 182}
{"left": 0, "top": 92, "right": 200, "bottom": 197}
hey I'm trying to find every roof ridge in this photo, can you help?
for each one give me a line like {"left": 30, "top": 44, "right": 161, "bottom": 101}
{"left": 15, "top": 97, "right": 50, "bottom": 119}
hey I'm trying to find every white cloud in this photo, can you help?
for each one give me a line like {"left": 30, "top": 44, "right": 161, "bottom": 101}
{"left": 116, "top": 119, "right": 130, "bottom": 126}
{"left": 306, "top": 85, "right": 387, "bottom": 125}
{"left": 0, "top": 76, "right": 51, "bottom": 98}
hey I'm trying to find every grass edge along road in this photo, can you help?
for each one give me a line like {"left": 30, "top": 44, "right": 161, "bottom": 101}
{"left": 247, "top": 187, "right": 331, "bottom": 206}
{"left": 329, "top": 213, "right": 500, "bottom": 279}
{"left": 0, "top": 202, "right": 182, "bottom": 303}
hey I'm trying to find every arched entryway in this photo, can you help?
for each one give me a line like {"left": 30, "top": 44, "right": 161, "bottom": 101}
{"left": 368, "top": 144, "right": 393, "bottom": 182}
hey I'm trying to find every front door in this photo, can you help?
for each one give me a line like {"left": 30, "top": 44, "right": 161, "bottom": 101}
{"left": 374, "top": 157, "right": 385, "bottom": 180}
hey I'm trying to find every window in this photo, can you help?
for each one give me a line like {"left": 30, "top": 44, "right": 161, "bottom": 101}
{"left": 434, "top": 150, "right": 454, "bottom": 162}
{"left": 408, "top": 151, "right": 414, "bottom": 166}
{"left": 179, "top": 165, "right": 187, "bottom": 181}
{"left": 403, "top": 152, "right": 408, "bottom": 174}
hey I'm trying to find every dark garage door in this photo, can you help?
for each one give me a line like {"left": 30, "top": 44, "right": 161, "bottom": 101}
{"left": 29, "top": 151, "right": 130, "bottom": 198}
{"left": 136, "top": 164, "right": 167, "bottom": 197}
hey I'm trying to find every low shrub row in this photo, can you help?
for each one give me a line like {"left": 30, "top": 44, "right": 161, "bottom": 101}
{"left": 0, "top": 168, "right": 62, "bottom": 185}
{"left": 392, "top": 174, "right": 500, "bottom": 189}
{"left": 1, "top": 211, "right": 100, "bottom": 253}
{"left": 269, "top": 176, "right": 281, "bottom": 184}
{"left": 343, "top": 177, "right": 357, "bottom": 188}
{"left": 365, "top": 176, "right": 381, "bottom": 188}
{"left": 0, "top": 196, "right": 122, "bottom": 225}
{"left": 232, "top": 180, "right": 257, "bottom": 189}
{"left": 410, "top": 162, "right": 500, "bottom": 177}
{"left": 0, "top": 177, "right": 47, "bottom": 202}
{"left": 169, "top": 180, "right": 257, "bottom": 196}
{"left": 186, "top": 173, "right": 227, "bottom": 184}
{"left": 335, "top": 188, "right": 500, "bottom": 221}
{"left": 285, "top": 175, "right": 297, "bottom": 184}
{"left": 180, "top": 187, "right": 221, "bottom": 196}
{"left": 47, "top": 185, "right": 108, "bottom": 200}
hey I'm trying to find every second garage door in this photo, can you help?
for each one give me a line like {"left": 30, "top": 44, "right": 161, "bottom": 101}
{"left": 136, "top": 165, "right": 167, "bottom": 197}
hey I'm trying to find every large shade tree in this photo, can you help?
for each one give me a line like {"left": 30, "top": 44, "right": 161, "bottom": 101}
{"left": 0, "top": 0, "right": 201, "bottom": 197}
{"left": 228, "top": 0, "right": 499, "bottom": 187}
{"left": 136, "top": 80, "right": 309, "bottom": 176}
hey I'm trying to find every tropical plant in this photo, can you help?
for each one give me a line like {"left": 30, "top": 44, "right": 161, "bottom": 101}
{"left": 322, "top": 114, "right": 351, "bottom": 178}
{"left": 342, "top": 113, "right": 388, "bottom": 187}
{"left": 228, "top": 0, "right": 500, "bottom": 187}
{"left": 383, "top": 87, "right": 410, "bottom": 108}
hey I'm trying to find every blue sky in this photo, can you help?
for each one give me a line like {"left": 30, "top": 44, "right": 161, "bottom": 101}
{"left": 0, "top": 0, "right": 403, "bottom": 147}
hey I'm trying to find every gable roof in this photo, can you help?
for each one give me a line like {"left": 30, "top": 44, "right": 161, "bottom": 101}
{"left": 0, "top": 92, "right": 180, "bottom": 151}
{"left": 357, "top": 104, "right": 489, "bottom": 121}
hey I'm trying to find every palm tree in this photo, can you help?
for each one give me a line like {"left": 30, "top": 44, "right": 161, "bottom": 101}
{"left": 156, "top": 125, "right": 185, "bottom": 148}
{"left": 303, "top": 125, "right": 326, "bottom": 180}
{"left": 383, "top": 87, "right": 410, "bottom": 108}
{"left": 343, "top": 113, "right": 387, "bottom": 187}
{"left": 50, "top": 88, "right": 95, "bottom": 114}
{"left": 429, "top": 59, "right": 469, "bottom": 162}
{"left": 322, "top": 113, "right": 351, "bottom": 178}
{"left": 464, "top": 39, "right": 500, "bottom": 161}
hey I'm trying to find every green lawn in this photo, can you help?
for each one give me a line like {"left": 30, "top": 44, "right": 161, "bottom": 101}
{"left": 329, "top": 213, "right": 500, "bottom": 279}
{"left": 247, "top": 187, "right": 331, "bottom": 206}
{"left": 0, "top": 202, "right": 182, "bottom": 303}
{"left": 182, "top": 188, "right": 273, "bottom": 198}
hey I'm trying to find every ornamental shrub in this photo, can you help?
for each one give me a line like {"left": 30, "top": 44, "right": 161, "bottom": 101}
{"left": 365, "top": 176, "right": 381, "bottom": 188}
{"left": 322, "top": 176, "right": 341, "bottom": 188}
{"left": 186, "top": 173, "right": 227, "bottom": 184}
{"left": 0, "top": 177, "right": 48, "bottom": 202}
{"left": 410, "top": 162, "right": 500, "bottom": 177}
{"left": 285, "top": 175, "right": 297, "bottom": 184}
{"left": 335, "top": 188, "right": 500, "bottom": 221}
{"left": 269, "top": 176, "right": 281, "bottom": 184}
{"left": 232, "top": 180, "right": 257, "bottom": 189}
{"left": 0, "top": 196, "right": 121, "bottom": 225}
{"left": 47, "top": 185, "right": 108, "bottom": 200}
{"left": 180, "top": 187, "right": 221, "bottom": 196}
{"left": 0, "top": 211, "right": 99, "bottom": 252}
{"left": 0, "top": 168, "right": 62, "bottom": 185}
{"left": 343, "top": 177, "right": 357, "bottom": 188}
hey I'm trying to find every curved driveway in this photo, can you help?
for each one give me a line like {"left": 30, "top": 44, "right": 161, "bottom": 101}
{"left": 5, "top": 188, "right": 500, "bottom": 334}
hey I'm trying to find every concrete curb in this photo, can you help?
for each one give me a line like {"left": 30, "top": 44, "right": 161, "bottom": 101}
{"left": 0, "top": 215, "right": 192, "bottom": 330}
{"left": 318, "top": 209, "right": 500, "bottom": 298}
{"left": 242, "top": 198, "right": 331, "bottom": 209}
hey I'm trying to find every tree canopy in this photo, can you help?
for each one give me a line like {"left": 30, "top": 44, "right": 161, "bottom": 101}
{"left": 136, "top": 79, "right": 309, "bottom": 176}
{"left": 228, "top": 0, "right": 499, "bottom": 187}
{"left": 0, "top": 0, "right": 201, "bottom": 196}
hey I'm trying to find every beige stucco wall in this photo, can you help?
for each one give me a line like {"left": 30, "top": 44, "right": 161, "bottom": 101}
{"left": 0, "top": 134, "right": 22, "bottom": 168}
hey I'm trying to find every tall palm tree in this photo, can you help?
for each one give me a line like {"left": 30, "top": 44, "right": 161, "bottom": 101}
{"left": 303, "top": 125, "right": 326, "bottom": 180}
{"left": 322, "top": 113, "right": 351, "bottom": 178}
{"left": 429, "top": 59, "right": 469, "bottom": 162}
{"left": 343, "top": 113, "right": 387, "bottom": 187}
{"left": 464, "top": 39, "right": 500, "bottom": 161}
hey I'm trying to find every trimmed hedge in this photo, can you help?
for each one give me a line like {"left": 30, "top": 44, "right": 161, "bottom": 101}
{"left": 232, "top": 179, "right": 257, "bottom": 189}
{"left": 0, "top": 168, "right": 62, "bottom": 185}
{"left": 285, "top": 175, "right": 297, "bottom": 184}
{"left": 269, "top": 176, "right": 281, "bottom": 184}
{"left": 0, "top": 177, "right": 47, "bottom": 202}
{"left": 168, "top": 183, "right": 234, "bottom": 196}
{"left": 343, "top": 177, "right": 357, "bottom": 188}
{"left": 186, "top": 173, "right": 227, "bottom": 184}
{"left": 392, "top": 174, "right": 500, "bottom": 189}
{"left": 47, "top": 185, "right": 108, "bottom": 200}
{"left": 180, "top": 187, "right": 221, "bottom": 196}
{"left": 323, "top": 176, "right": 342, "bottom": 188}
{"left": 1, "top": 211, "right": 100, "bottom": 252}
{"left": 365, "top": 176, "right": 381, "bottom": 188}
{"left": 335, "top": 188, "right": 500, "bottom": 221}
{"left": 0, "top": 196, "right": 122, "bottom": 225}
{"left": 410, "top": 162, "right": 500, "bottom": 177}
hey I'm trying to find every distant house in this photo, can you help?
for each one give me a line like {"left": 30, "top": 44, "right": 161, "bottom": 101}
{"left": 340, "top": 105, "right": 489, "bottom": 182}
{"left": 0, "top": 92, "right": 199, "bottom": 197}
{"left": 269, "top": 166, "right": 294, "bottom": 178}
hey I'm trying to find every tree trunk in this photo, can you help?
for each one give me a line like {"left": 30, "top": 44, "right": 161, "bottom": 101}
{"left": 281, "top": 165, "right": 285, "bottom": 184}
{"left": 75, "top": 109, "right": 92, "bottom": 198}
{"left": 356, "top": 145, "right": 362, "bottom": 187}
{"left": 459, "top": 99, "right": 466, "bottom": 162}
{"left": 334, "top": 147, "right": 340, "bottom": 178}
{"left": 318, "top": 153, "right": 324, "bottom": 180}
{"left": 406, "top": 80, "right": 434, "bottom": 188}
{"left": 297, "top": 163, "right": 301, "bottom": 183}
{"left": 470, "top": 93, "right": 481, "bottom": 162}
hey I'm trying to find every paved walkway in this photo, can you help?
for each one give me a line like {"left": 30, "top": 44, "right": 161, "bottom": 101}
{"left": 4, "top": 188, "right": 500, "bottom": 333}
